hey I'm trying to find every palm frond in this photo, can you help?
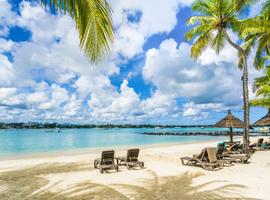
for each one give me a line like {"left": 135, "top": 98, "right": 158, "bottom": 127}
{"left": 185, "top": 24, "right": 213, "bottom": 40}
{"left": 254, "top": 34, "right": 270, "bottom": 69}
{"left": 231, "top": 0, "right": 258, "bottom": 12}
{"left": 262, "top": 0, "right": 270, "bottom": 18}
{"left": 41, "top": 0, "right": 114, "bottom": 63}
{"left": 240, "top": 19, "right": 270, "bottom": 37}
{"left": 191, "top": 30, "right": 213, "bottom": 58}
{"left": 187, "top": 16, "right": 213, "bottom": 25}
{"left": 192, "top": 0, "right": 215, "bottom": 16}
{"left": 250, "top": 98, "right": 270, "bottom": 107}
{"left": 211, "top": 30, "right": 225, "bottom": 54}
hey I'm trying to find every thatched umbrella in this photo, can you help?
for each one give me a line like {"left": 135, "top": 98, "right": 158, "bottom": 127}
{"left": 214, "top": 110, "right": 244, "bottom": 143}
{"left": 253, "top": 109, "right": 270, "bottom": 126}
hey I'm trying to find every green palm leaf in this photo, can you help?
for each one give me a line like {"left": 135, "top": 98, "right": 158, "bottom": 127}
{"left": 41, "top": 0, "right": 114, "bottom": 63}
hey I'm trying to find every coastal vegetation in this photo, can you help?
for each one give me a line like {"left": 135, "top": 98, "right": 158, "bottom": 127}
{"left": 0, "top": 122, "right": 212, "bottom": 129}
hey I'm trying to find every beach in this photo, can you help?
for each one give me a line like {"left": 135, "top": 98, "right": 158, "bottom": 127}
{"left": 0, "top": 136, "right": 269, "bottom": 200}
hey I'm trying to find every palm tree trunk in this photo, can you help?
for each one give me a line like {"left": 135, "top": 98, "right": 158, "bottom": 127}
{"left": 222, "top": 30, "right": 250, "bottom": 152}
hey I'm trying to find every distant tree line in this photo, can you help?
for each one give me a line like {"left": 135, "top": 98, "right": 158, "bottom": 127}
{"left": 0, "top": 123, "right": 213, "bottom": 129}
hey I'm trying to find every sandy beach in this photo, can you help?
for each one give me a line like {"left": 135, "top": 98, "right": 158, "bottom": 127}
{"left": 0, "top": 136, "right": 269, "bottom": 200}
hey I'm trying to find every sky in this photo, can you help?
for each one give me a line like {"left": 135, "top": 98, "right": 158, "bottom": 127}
{"left": 0, "top": 0, "right": 268, "bottom": 125}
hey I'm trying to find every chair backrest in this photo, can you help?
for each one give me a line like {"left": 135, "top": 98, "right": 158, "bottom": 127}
{"left": 196, "top": 148, "right": 207, "bottom": 161}
{"left": 126, "top": 149, "right": 139, "bottom": 162}
{"left": 206, "top": 147, "right": 218, "bottom": 163}
{"left": 216, "top": 145, "right": 225, "bottom": 156}
{"left": 101, "top": 150, "right": 115, "bottom": 165}
{"left": 257, "top": 138, "right": 264, "bottom": 147}
{"left": 217, "top": 142, "right": 225, "bottom": 148}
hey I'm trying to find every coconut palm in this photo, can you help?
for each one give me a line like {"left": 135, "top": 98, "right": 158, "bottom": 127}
{"left": 239, "top": 0, "right": 270, "bottom": 70}
{"left": 239, "top": 1, "right": 270, "bottom": 109}
{"left": 185, "top": 0, "right": 255, "bottom": 151}
{"left": 41, "top": 0, "right": 114, "bottom": 63}
{"left": 250, "top": 66, "right": 270, "bottom": 108}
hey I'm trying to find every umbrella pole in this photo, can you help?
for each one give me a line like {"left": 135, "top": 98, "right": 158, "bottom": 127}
{"left": 229, "top": 127, "right": 233, "bottom": 144}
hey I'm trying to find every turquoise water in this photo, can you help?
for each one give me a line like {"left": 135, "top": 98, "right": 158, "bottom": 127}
{"left": 0, "top": 128, "right": 230, "bottom": 156}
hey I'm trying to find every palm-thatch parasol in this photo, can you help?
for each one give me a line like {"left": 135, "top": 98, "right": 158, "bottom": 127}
{"left": 214, "top": 110, "right": 244, "bottom": 143}
{"left": 253, "top": 109, "right": 270, "bottom": 126}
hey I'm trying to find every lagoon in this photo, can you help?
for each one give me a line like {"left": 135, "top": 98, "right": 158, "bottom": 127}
{"left": 0, "top": 128, "right": 231, "bottom": 156}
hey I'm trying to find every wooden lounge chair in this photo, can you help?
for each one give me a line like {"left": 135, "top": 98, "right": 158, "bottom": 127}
{"left": 181, "top": 148, "right": 221, "bottom": 171}
{"left": 207, "top": 147, "right": 231, "bottom": 166}
{"left": 251, "top": 138, "right": 264, "bottom": 151}
{"left": 94, "top": 150, "right": 118, "bottom": 174}
{"left": 116, "top": 149, "right": 144, "bottom": 170}
{"left": 216, "top": 145, "right": 249, "bottom": 164}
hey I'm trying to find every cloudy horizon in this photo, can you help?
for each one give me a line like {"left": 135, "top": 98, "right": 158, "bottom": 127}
{"left": 0, "top": 0, "right": 268, "bottom": 125}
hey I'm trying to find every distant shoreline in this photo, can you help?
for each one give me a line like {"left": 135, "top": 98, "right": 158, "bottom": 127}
{"left": 0, "top": 123, "right": 214, "bottom": 129}
{"left": 0, "top": 122, "right": 268, "bottom": 129}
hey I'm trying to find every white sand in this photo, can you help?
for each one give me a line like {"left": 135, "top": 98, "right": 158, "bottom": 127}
{"left": 0, "top": 136, "right": 270, "bottom": 199}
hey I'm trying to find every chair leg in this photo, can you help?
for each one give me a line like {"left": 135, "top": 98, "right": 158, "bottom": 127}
{"left": 94, "top": 160, "right": 99, "bottom": 169}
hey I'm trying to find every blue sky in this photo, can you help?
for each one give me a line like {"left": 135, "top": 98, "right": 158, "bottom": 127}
{"left": 0, "top": 0, "right": 268, "bottom": 124}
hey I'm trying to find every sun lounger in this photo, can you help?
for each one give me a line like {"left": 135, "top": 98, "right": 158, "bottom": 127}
{"left": 217, "top": 145, "right": 249, "bottom": 163}
{"left": 116, "top": 149, "right": 144, "bottom": 169}
{"left": 94, "top": 150, "right": 119, "bottom": 174}
{"left": 251, "top": 138, "right": 264, "bottom": 151}
{"left": 181, "top": 148, "right": 221, "bottom": 171}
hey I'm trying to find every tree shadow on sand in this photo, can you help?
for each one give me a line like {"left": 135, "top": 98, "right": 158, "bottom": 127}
{"left": 115, "top": 170, "right": 260, "bottom": 200}
{"left": 0, "top": 163, "right": 260, "bottom": 200}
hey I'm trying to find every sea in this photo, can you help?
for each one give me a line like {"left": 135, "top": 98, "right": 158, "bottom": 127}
{"left": 0, "top": 127, "right": 241, "bottom": 156}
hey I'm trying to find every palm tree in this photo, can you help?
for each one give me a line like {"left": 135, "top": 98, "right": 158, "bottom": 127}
{"left": 239, "top": 1, "right": 270, "bottom": 111}
{"left": 240, "top": 0, "right": 270, "bottom": 70}
{"left": 41, "top": 0, "right": 114, "bottom": 63}
{"left": 185, "top": 0, "right": 255, "bottom": 151}
{"left": 250, "top": 66, "right": 270, "bottom": 108}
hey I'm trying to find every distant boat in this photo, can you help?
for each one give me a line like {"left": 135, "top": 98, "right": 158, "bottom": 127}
{"left": 200, "top": 126, "right": 205, "bottom": 129}
{"left": 4, "top": 128, "right": 17, "bottom": 131}
{"left": 54, "top": 128, "right": 61, "bottom": 133}
{"left": 45, "top": 128, "right": 61, "bottom": 133}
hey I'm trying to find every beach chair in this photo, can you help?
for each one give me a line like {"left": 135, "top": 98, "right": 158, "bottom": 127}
{"left": 252, "top": 138, "right": 264, "bottom": 151}
{"left": 207, "top": 147, "right": 232, "bottom": 166}
{"left": 116, "top": 149, "right": 144, "bottom": 169}
{"left": 180, "top": 148, "right": 221, "bottom": 171}
{"left": 216, "top": 145, "right": 249, "bottom": 163}
{"left": 94, "top": 150, "right": 118, "bottom": 174}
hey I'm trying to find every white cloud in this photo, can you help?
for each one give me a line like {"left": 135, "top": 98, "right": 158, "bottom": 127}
{"left": 142, "top": 38, "right": 263, "bottom": 120}
{"left": 0, "top": 0, "right": 16, "bottom": 36}
{"left": 109, "top": 0, "right": 194, "bottom": 59}
{"left": 183, "top": 102, "right": 228, "bottom": 120}
{"left": 0, "top": 54, "right": 15, "bottom": 86}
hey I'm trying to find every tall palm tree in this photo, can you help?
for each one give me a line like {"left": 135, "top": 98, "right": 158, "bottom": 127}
{"left": 41, "top": 0, "right": 114, "bottom": 63}
{"left": 185, "top": 0, "right": 255, "bottom": 151}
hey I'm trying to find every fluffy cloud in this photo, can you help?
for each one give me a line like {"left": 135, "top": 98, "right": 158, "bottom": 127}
{"left": 143, "top": 39, "right": 240, "bottom": 104}
{"left": 142, "top": 38, "right": 262, "bottom": 119}
{"left": 0, "top": 0, "right": 15, "bottom": 36}
{"left": 109, "top": 0, "right": 194, "bottom": 59}
{"left": 183, "top": 102, "right": 228, "bottom": 120}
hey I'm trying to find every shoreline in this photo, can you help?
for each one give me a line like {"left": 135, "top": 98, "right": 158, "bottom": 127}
{"left": 0, "top": 136, "right": 270, "bottom": 199}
